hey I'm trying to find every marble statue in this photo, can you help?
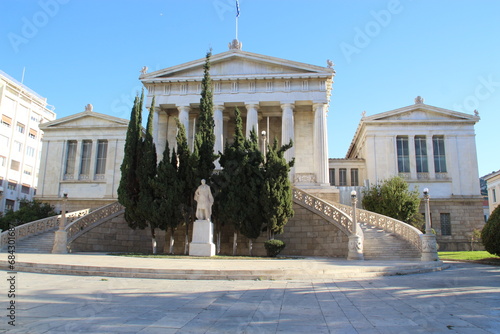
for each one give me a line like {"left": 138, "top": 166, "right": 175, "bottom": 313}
{"left": 194, "top": 179, "right": 214, "bottom": 221}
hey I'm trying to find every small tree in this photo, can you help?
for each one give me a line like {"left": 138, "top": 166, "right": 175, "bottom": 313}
{"left": 362, "top": 176, "right": 423, "bottom": 230}
{"left": 482, "top": 205, "right": 500, "bottom": 256}
{"left": 0, "top": 199, "right": 56, "bottom": 231}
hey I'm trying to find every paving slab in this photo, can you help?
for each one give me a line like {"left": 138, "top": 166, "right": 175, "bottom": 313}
{"left": 0, "top": 257, "right": 499, "bottom": 333}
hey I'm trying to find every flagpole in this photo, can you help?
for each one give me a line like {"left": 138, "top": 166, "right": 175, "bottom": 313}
{"left": 236, "top": 15, "right": 238, "bottom": 40}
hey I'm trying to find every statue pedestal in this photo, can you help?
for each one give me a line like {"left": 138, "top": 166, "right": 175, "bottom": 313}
{"left": 52, "top": 230, "right": 68, "bottom": 254}
{"left": 189, "top": 220, "right": 215, "bottom": 257}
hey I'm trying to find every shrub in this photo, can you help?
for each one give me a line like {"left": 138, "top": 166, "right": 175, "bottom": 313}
{"left": 482, "top": 205, "right": 500, "bottom": 257}
{"left": 264, "top": 239, "right": 286, "bottom": 257}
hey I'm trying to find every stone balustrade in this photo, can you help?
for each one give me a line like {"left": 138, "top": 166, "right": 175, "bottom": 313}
{"left": 332, "top": 201, "right": 423, "bottom": 252}
{"left": 293, "top": 187, "right": 353, "bottom": 236}
{"left": 66, "top": 202, "right": 124, "bottom": 244}
{"left": 0, "top": 209, "right": 90, "bottom": 249}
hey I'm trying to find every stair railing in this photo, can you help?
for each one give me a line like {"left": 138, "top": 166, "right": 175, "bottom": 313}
{"left": 332, "top": 201, "right": 423, "bottom": 252}
{"left": 65, "top": 202, "right": 124, "bottom": 244}
{"left": 0, "top": 209, "right": 90, "bottom": 249}
{"left": 292, "top": 187, "right": 354, "bottom": 236}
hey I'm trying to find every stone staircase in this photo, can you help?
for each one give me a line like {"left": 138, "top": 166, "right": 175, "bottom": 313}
{"left": 361, "top": 223, "right": 420, "bottom": 261}
{"left": 6, "top": 230, "right": 56, "bottom": 254}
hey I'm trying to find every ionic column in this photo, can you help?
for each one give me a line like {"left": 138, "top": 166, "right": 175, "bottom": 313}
{"left": 426, "top": 136, "right": 436, "bottom": 179}
{"left": 409, "top": 136, "right": 417, "bottom": 180}
{"left": 152, "top": 106, "right": 159, "bottom": 147}
{"left": 245, "top": 103, "right": 259, "bottom": 138}
{"left": 313, "top": 102, "right": 329, "bottom": 185}
{"left": 214, "top": 105, "right": 224, "bottom": 169}
{"left": 281, "top": 103, "right": 295, "bottom": 165}
{"left": 177, "top": 105, "right": 190, "bottom": 141}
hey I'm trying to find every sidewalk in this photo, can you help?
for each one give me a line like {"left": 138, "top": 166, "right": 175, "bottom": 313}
{"left": 0, "top": 253, "right": 449, "bottom": 280}
{"left": 1, "top": 260, "right": 499, "bottom": 333}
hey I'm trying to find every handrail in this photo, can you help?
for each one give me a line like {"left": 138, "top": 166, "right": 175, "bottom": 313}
{"left": 66, "top": 202, "right": 124, "bottom": 243}
{"left": 0, "top": 209, "right": 90, "bottom": 249}
{"left": 292, "top": 187, "right": 354, "bottom": 236}
{"left": 332, "top": 201, "right": 423, "bottom": 251}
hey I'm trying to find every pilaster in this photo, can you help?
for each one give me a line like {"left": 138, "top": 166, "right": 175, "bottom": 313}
{"left": 281, "top": 102, "right": 295, "bottom": 176}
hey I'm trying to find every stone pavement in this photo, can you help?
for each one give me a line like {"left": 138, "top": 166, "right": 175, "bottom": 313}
{"left": 1, "top": 261, "right": 499, "bottom": 333}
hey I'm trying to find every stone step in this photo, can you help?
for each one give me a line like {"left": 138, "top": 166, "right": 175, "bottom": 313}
{"left": 2, "top": 230, "right": 56, "bottom": 254}
{"left": 360, "top": 223, "right": 420, "bottom": 261}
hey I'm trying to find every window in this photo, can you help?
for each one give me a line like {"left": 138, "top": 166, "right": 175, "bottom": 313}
{"left": 64, "top": 140, "right": 77, "bottom": 176}
{"left": 29, "top": 129, "right": 37, "bottom": 139}
{"left": 14, "top": 141, "right": 23, "bottom": 153}
{"left": 1, "top": 115, "right": 12, "bottom": 128}
{"left": 339, "top": 168, "right": 347, "bottom": 186}
{"left": 7, "top": 182, "right": 17, "bottom": 190}
{"left": 0, "top": 156, "right": 5, "bottom": 167}
{"left": 5, "top": 199, "right": 15, "bottom": 212}
{"left": 329, "top": 168, "right": 335, "bottom": 186}
{"left": 23, "top": 165, "right": 32, "bottom": 176}
{"left": 31, "top": 115, "right": 39, "bottom": 123}
{"left": 414, "top": 136, "right": 428, "bottom": 173}
{"left": 433, "top": 136, "right": 447, "bottom": 173}
{"left": 493, "top": 189, "right": 497, "bottom": 203}
{"left": 0, "top": 135, "right": 8, "bottom": 148}
{"left": 16, "top": 122, "right": 25, "bottom": 134}
{"left": 21, "top": 185, "right": 30, "bottom": 194}
{"left": 95, "top": 140, "right": 108, "bottom": 175}
{"left": 351, "top": 168, "right": 359, "bottom": 186}
{"left": 396, "top": 136, "right": 410, "bottom": 173}
{"left": 80, "top": 140, "right": 92, "bottom": 176}
{"left": 10, "top": 160, "right": 20, "bottom": 171}
{"left": 26, "top": 146, "right": 35, "bottom": 157}
{"left": 440, "top": 213, "right": 451, "bottom": 236}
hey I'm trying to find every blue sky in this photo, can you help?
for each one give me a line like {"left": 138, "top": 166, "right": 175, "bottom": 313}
{"left": 1, "top": 0, "right": 499, "bottom": 177}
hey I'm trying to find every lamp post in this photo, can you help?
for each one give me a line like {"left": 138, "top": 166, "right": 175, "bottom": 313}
{"left": 421, "top": 188, "right": 438, "bottom": 261}
{"left": 347, "top": 190, "right": 364, "bottom": 260}
{"left": 52, "top": 191, "right": 68, "bottom": 254}
{"left": 261, "top": 130, "right": 267, "bottom": 161}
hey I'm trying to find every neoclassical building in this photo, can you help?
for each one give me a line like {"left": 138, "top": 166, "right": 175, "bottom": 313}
{"left": 330, "top": 97, "right": 484, "bottom": 250}
{"left": 36, "top": 105, "right": 129, "bottom": 213}
{"left": 29, "top": 43, "right": 484, "bottom": 254}
{"left": 140, "top": 43, "right": 338, "bottom": 201}
{"left": 484, "top": 170, "right": 500, "bottom": 215}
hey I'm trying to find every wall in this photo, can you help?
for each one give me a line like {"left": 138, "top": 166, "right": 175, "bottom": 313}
{"left": 69, "top": 202, "right": 349, "bottom": 258}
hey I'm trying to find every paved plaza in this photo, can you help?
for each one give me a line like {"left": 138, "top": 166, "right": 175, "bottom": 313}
{"left": 1, "top": 260, "right": 499, "bottom": 333}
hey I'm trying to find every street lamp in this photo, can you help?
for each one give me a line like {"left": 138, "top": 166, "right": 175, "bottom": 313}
{"left": 261, "top": 130, "right": 267, "bottom": 161}
{"left": 347, "top": 190, "right": 363, "bottom": 260}
{"left": 52, "top": 191, "right": 68, "bottom": 254}
{"left": 421, "top": 187, "right": 438, "bottom": 261}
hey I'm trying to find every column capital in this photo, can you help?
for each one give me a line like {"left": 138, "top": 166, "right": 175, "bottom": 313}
{"left": 177, "top": 105, "right": 190, "bottom": 112}
{"left": 312, "top": 102, "right": 328, "bottom": 109}
{"left": 280, "top": 102, "right": 295, "bottom": 110}
{"left": 213, "top": 105, "right": 225, "bottom": 112}
{"left": 245, "top": 102, "right": 260, "bottom": 110}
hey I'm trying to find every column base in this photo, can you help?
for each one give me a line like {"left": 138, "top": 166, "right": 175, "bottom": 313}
{"left": 52, "top": 230, "right": 68, "bottom": 254}
{"left": 421, "top": 234, "right": 439, "bottom": 261}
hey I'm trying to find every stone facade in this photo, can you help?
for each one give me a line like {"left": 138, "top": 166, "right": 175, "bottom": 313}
{"left": 484, "top": 170, "right": 500, "bottom": 215}
{"left": 36, "top": 106, "right": 128, "bottom": 214}
{"left": 330, "top": 97, "right": 485, "bottom": 250}
{"left": 69, "top": 203, "right": 349, "bottom": 258}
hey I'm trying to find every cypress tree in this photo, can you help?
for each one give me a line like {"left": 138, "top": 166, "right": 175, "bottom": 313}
{"left": 194, "top": 50, "right": 216, "bottom": 182}
{"left": 151, "top": 140, "right": 181, "bottom": 254}
{"left": 176, "top": 119, "right": 198, "bottom": 254}
{"left": 136, "top": 96, "right": 158, "bottom": 253}
{"left": 219, "top": 107, "right": 256, "bottom": 254}
{"left": 118, "top": 92, "right": 143, "bottom": 228}
{"left": 261, "top": 138, "right": 295, "bottom": 237}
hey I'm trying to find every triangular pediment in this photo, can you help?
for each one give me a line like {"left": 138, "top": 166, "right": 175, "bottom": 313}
{"left": 40, "top": 111, "right": 128, "bottom": 130}
{"left": 364, "top": 104, "right": 479, "bottom": 123}
{"left": 141, "top": 49, "right": 334, "bottom": 81}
